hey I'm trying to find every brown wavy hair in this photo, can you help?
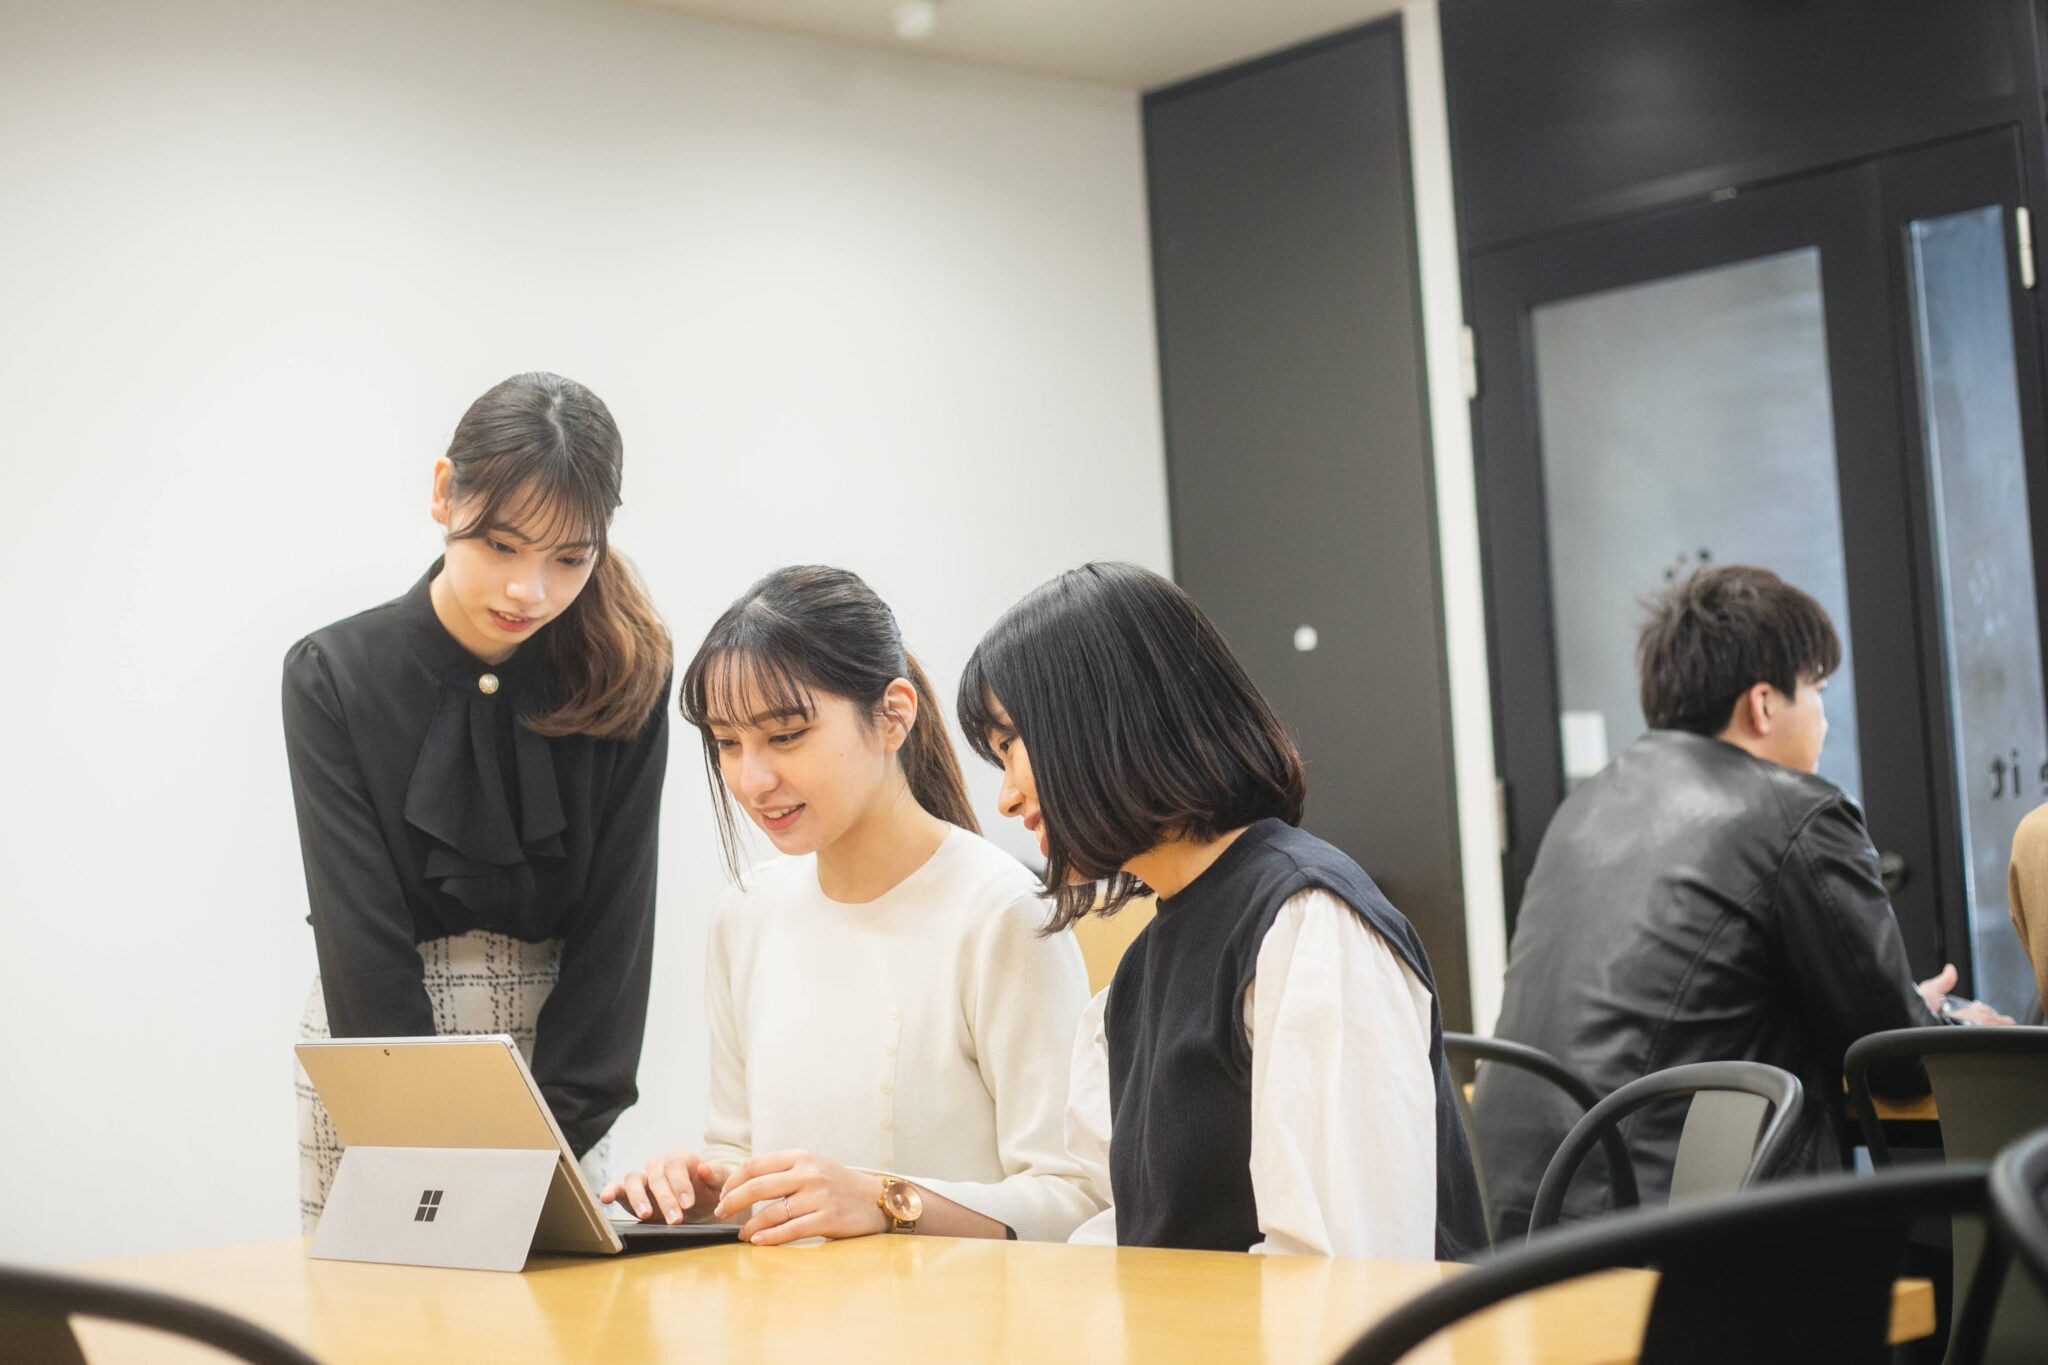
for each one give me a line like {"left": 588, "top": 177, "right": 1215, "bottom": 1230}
{"left": 443, "top": 372, "right": 671, "bottom": 740}
{"left": 681, "top": 565, "right": 978, "bottom": 881}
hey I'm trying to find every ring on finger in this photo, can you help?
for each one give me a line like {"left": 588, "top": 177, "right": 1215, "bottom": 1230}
{"left": 778, "top": 1195, "right": 792, "bottom": 1217}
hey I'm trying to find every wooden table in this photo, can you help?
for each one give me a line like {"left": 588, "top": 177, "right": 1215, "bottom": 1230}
{"left": 69, "top": 1235, "right": 1934, "bottom": 1364}
{"left": 1845, "top": 1088, "right": 1941, "bottom": 1123}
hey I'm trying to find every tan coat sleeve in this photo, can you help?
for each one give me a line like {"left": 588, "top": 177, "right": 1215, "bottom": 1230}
{"left": 2007, "top": 802, "right": 2048, "bottom": 1005}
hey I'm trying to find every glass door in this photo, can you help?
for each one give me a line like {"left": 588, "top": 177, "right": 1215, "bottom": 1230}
{"left": 1887, "top": 131, "right": 2048, "bottom": 1016}
{"left": 1471, "top": 162, "right": 1949, "bottom": 977}
{"left": 1472, "top": 131, "right": 2048, "bottom": 1012}
{"left": 1530, "top": 245, "right": 1864, "bottom": 804}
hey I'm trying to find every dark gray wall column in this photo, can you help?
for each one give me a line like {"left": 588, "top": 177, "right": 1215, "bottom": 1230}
{"left": 1144, "top": 20, "right": 1471, "bottom": 1028}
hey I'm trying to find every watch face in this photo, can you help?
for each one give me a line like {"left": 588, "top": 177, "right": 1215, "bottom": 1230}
{"left": 881, "top": 1180, "right": 923, "bottom": 1222}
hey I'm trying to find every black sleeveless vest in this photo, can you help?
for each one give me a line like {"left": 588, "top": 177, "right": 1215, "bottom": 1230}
{"left": 1104, "top": 819, "right": 1487, "bottom": 1258}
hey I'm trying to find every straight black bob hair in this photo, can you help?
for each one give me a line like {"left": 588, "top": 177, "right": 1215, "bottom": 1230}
{"left": 1637, "top": 564, "right": 1843, "bottom": 735}
{"left": 681, "top": 565, "right": 979, "bottom": 883}
{"left": 958, "top": 562, "right": 1305, "bottom": 931}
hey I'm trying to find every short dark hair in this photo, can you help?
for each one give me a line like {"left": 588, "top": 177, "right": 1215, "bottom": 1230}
{"left": 1637, "top": 565, "right": 1842, "bottom": 735}
{"left": 958, "top": 562, "right": 1306, "bottom": 931}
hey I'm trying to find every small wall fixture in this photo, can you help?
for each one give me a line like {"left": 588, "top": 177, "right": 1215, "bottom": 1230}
{"left": 891, "top": 0, "right": 939, "bottom": 41}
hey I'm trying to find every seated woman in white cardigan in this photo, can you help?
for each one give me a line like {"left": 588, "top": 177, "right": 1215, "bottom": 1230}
{"left": 600, "top": 566, "right": 1096, "bottom": 1245}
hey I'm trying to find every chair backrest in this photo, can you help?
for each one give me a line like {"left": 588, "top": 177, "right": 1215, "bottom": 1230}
{"left": 1990, "top": 1127, "right": 2048, "bottom": 1297}
{"left": 1444, "top": 1032, "right": 1641, "bottom": 1246}
{"left": 1845, "top": 1026, "right": 2048, "bottom": 1365}
{"left": 1334, "top": 1164, "right": 1988, "bottom": 1365}
{"left": 1950, "top": 1126, "right": 2048, "bottom": 1364}
{"left": 1846, "top": 1027, "right": 2048, "bottom": 1166}
{"left": 1528, "top": 1060, "right": 1802, "bottom": 1233}
{"left": 0, "top": 1263, "right": 321, "bottom": 1365}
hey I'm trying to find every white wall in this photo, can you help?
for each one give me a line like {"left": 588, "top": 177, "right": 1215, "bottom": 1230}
{"left": 0, "top": 0, "right": 1168, "bottom": 1261}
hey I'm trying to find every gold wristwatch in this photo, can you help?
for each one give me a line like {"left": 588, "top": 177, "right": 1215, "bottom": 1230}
{"left": 877, "top": 1176, "right": 923, "bottom": 1234}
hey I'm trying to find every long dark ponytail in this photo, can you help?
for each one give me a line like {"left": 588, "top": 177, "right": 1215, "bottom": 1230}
{"left": 442, "top": 372, "right": 671, "bottom": 740}
{"left": 681, "top": 566, "right": 978, "bottom": 879}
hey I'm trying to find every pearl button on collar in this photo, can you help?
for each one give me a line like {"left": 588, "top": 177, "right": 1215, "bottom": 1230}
{"left": 478, "top": 673, "right": 500, "bottom": 695}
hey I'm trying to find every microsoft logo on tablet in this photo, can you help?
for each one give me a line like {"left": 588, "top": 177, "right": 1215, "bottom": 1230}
{"left": 415, "top": 1189, "right": 444, "bottom": 1223}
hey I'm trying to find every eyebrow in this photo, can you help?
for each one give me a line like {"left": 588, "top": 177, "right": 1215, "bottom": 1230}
{"left": 707, "top": 708, "right": 814, "bottom": 730}
{"left": 489, "top": 524, "right": 596, "bottom": 551}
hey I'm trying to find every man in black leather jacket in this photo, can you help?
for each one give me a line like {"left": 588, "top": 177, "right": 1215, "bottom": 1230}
{"left": 1471, "top": 566, "right": 2007, "bottom": 1239}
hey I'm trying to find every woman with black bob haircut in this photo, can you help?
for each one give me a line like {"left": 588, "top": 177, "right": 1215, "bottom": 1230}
{"left": 284, "top": 372, "right": 673, "bottom": 1231}
{"left": 601, "top": 566, "right": 1097, "bottom": 1245}
{"left": 959, "top": 562, "right": 1486, "bottom": 1259}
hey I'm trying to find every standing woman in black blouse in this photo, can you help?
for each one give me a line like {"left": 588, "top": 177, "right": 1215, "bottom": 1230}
{"left": 283, "top": 372, "right": 672, "bottom": 1231}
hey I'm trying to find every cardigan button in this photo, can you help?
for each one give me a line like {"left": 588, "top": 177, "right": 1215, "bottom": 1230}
{"left": 478, "top": 673, "right": 500, "bottom": 695}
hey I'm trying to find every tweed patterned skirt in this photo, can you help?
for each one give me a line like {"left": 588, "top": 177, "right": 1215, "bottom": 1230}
{"left": 295, "top": 930, "right": 610, "bottom": 1233}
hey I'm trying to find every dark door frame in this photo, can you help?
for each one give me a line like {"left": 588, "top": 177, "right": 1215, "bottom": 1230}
{"left": 1469, "top": 159, "right": 1956, "bottom": 976}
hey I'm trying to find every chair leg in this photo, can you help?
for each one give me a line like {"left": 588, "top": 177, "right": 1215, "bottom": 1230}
{"left": 0, "top": 1305, "right": 88, "bottom": 1365}
{"left": 1944, "top": 1234, "right": 2007, "bottom": 1365}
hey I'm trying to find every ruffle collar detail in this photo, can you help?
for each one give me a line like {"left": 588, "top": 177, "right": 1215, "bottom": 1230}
{"left": 397, "top": 563, "right": 567, "bottom": 912}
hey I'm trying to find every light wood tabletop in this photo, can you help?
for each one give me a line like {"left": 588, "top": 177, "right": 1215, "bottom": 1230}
{"left": 1844, "top": 1086, "right": 1941, "bottom": 1123}
{"left": 68, "top": 1234, "right": 1934, "bottom": 1364}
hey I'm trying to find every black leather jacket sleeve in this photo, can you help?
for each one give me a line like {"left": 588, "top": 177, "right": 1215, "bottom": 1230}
{"left": 1774, "top": 797, "right": 1935, "bottom": 1091}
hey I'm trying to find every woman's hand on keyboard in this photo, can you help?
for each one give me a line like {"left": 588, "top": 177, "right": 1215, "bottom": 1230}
{"left": 600, "top": 1149, "right": 731, "bottom": 1224}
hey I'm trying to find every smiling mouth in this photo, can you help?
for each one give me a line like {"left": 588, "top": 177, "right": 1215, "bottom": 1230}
{"left": 757, "top": 804, "right": 805, "bottom": 830}
{"left": 489, "top": 610, "right": 540, "bottom": 631}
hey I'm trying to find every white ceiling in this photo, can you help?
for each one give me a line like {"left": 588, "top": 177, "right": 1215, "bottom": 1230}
{"left": 627, "top": 0, "right": 1406, "bottom": 89}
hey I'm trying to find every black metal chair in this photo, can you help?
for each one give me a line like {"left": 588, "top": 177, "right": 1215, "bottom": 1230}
{"left": 1845, "top": 1026, "right": 2048, "bottom": 1166}
{"left": 1946, "top": 1125, "right": 2048, "bottom": 1365}
{"left": 0, "top": 1262, "right": 321, "bottom": 1365}
{"left": 1846, "top": 1026, "right": 2048, "bottom": 1364}
{"left": 1988, "top": 1126, "right": 2048, "bottom": 1296}
{"left": 1529, "top": 1059, "right": 1802, "bottom": 1232}
{"left": 1333, "top": 1164, "right": 1987, "bottom": 1365}
{"left": 1444, "top": 1032, "right": 1640, "bottom": 1246}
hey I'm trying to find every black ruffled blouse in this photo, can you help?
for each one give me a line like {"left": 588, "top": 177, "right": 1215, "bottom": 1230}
{"left": 282, "top": 563, "right": 670, "bottom": 1155}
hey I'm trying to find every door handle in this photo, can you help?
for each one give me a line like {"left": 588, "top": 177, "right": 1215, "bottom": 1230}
{"left": 1878, "top": 851, "right": 1909, "bottom": 896}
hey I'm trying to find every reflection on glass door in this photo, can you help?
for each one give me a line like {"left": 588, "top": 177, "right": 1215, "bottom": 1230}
{"left": 1531, "top": 248, "right": 1863, "bottom": 799}
{"left": 1907, "top": 205, "right": 2047, "bottom": 1016}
